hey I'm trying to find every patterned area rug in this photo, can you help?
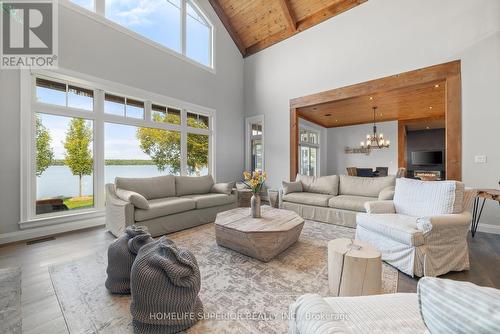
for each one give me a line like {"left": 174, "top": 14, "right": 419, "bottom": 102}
{"left": 0, "top": 267, "right": 22, "bottom": 334}
{"left": 50, "top": 221, "right": 398, "bottom": 333}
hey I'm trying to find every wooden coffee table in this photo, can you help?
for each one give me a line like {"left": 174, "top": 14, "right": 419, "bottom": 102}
{"left": 215, "top": 206, "right": 304, "bottom": 262}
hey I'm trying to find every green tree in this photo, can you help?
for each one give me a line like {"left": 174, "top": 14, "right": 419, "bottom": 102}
{"left": 137, "top": 113, "right": 208, "bottom": 175}
{"left": 63, "top": 118, "right": 93, "bottom": 197}
{"left": 187, "top": 132, "right": 208, "bottom": 175}
{"left": 35, "top": 115, "right": 54, "bottom": 176}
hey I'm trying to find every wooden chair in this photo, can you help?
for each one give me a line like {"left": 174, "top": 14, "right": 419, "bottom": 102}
{"left": 376, "top": 167, "right": 389, "bottom": 177}
{"left": 346, "top": 167, "right": 357, "bottom": 176}
{"left": 396, "top": 167, "right": 407, "bottom": 178}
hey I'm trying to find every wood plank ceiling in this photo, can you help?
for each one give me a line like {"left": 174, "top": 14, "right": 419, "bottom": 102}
{"left": 297, "top": 81, "right": 446, "bottom": 128}
{"left": 208, "top": 0, "right": 367, "bottom": 57}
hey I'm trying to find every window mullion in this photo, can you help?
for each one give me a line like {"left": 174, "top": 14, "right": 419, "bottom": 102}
{"left": 95, "top": 0, "right": 105, "bottom": 16}
{"left": 94, "top": 89, "right": 105, "bottom": 209}
{"left": 181, "top": 110, "right": 188, "bottom": 176}
{"left": 181, "top": 0, "right": 187, "bottom": 56}
{"left": 144, "top": 101, "right": 152, "bottom": 122}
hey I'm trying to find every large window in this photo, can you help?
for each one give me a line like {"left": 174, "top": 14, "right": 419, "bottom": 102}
{"left": 105, "top": 123, "right": 181, "bottom": 182}
{"left": 69, "top": 0, "right": 213, "bottom": 68}
{"left": 186, "top": 1, "right": 211, "bottom": 67}
{"left": 24, "top": 72, "right": 214, "bottom": 225}
{"left": 299, "top": 128, "right": 319, "bottom": 176}
{"left": 35, "top": 113, "right": 94, "bottom": 215}
{"left": 105, "top": 0, "right": 182, "bottom": 53}
{"left": 246, "top": 116, "right": 264, "bottom": 172}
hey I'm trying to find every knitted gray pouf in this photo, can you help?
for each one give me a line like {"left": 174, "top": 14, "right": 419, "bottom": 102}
{"left": 130, "top": 236, "right": 204, "bottom": 334}
{"left": 105, "top": 225, "right": 154, "bottom": 294}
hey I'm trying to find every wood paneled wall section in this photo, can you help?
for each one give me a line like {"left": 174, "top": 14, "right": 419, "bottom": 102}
{"left": 290, "top": 60, "right": 462, "bottom": 181}
{"left": 445, "top": 73, "right": 462, "bottom": 181}
{"left": 398, "top": 122, "right": 407, "bottom": 169}
{"left": 290, "top": 108, "right": 299, "bottom": 180}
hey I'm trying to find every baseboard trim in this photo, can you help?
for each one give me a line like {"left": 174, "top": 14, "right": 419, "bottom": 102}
{"left": 476, "top": 223, "right": 500, "bottom": 235}
{"left": 0, "top": 217, "right": 105, "bottom": 245}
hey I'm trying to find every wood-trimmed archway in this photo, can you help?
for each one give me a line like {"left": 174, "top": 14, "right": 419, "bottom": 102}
{"left": 289, "top": 60, "right": 462, "bottom": 181}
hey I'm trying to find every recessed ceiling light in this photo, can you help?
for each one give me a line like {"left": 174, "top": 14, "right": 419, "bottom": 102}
{"left": 426, "top": 126, "right": 431, "bottom": 130}
{"left": 325, "top": 113, "right": 332, "bottom": 117}
{"left": 335, "top": 119, "right": 338, "bottom": 122}
{"left": 369, "top": 96, "right": 373, "bottom": 100}
{"left": 434, "top": 84, "right": 440, "bottom": 88}
{"left": 429, "top": 106, "right": 433, "bottom": 110}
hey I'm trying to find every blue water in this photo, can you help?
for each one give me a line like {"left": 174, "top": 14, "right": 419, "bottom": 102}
{"left": 36, "top": 165, "right": 171, "bottom": 199}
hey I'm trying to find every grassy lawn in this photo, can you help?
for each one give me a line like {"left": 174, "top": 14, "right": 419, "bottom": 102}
{"left": 64, "top": 196, "right": 94, "bottom": 210}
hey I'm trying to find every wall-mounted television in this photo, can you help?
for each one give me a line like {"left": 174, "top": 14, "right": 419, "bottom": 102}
{"left": 411, "top": 151, "right": 443, "bottom": 165}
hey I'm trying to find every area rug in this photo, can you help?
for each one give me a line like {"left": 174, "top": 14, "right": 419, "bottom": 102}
{"left": 49, "top": 221, "right": 398, "bottom": 333}
{"left": 0, "top": 267, "right": 22, "bottom": 334}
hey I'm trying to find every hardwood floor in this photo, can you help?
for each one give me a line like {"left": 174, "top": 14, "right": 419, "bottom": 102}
{"left": 1, "top": 226, "right": 499, "bottom": 333}
{"left": 0, "top": 227, "right": 114, "bottom": 334}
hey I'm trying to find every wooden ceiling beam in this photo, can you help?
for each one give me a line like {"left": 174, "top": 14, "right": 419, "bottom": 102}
{"left": 296, "top": 0, "right": 367, "bottom": 32}
{"left": 245, "top": 0, "right": 367, "bottom": 57}
{"left": 277, "top": 0, "right": 297, "bottom": 32}
{"left": 290, "top": 60, "right": 461, "bottom": 108}
{"left": 208, "top": 0, "right": 246, "bottom": 57}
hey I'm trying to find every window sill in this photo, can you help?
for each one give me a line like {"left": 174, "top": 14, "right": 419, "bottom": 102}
{"left": 19, "top": 209, "right": 105, "bottom": 230}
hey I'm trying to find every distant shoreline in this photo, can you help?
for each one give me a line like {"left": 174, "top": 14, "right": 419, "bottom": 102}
{"left": 51, "top": 160, "right": 156, "bottom": 166}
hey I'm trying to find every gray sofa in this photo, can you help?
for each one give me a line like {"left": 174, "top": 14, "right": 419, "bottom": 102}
{"left": 281, "top": 174, "right": 396, "bottom": 228}
{"left": 105, "top": 175, "right": 237, "bottom": 237}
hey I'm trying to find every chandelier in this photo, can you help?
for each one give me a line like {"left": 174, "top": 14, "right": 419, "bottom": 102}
{"left": 360, "top": 107, "right": 390, "bottom": 149}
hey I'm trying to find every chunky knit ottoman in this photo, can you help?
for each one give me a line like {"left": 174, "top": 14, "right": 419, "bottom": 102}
{"left": 105, "top": 225, "right": 154, "bottom": 294}
{"left": 130, "top": 237, "right": 203, "bottom": 334}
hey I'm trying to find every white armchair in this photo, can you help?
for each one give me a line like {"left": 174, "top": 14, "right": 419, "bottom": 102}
{"left": 355, "top": 178, "right": 474, "bottom": 277}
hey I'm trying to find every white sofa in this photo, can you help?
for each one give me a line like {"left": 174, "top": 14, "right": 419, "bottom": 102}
{"left": 105, "top": 175, "right": 237, "bottom": 237}
{"left": 281, "top": 174, "right": 396, "bottom": 228}
{"left": 289, "top": 277, "right": 500, "bottom": 334}
{"left": 355, "top": 178, "right": 475, "bottom": 277}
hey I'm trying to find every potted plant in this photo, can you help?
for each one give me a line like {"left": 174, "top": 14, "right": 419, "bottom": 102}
{"left": 242, "top": 170, "right": 267, "bottom": 218}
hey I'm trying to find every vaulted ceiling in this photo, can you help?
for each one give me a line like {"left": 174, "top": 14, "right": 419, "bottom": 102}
{"left": 208, "top": 0, "right": 368, "bottom": 57}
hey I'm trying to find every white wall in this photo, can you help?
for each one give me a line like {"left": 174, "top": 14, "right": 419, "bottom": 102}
{"left": 244, "top": 0, "right": 500, "bottom": 228}
{"left": 0, "top": 2, "right": 244, "bottom": 235}
{"left": 327, "top": 121, "right": 398, "bottom": 175}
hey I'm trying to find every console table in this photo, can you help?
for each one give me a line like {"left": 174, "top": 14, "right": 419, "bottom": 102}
{"left": 471, "top": 189, "right": 500, "bottom": 237}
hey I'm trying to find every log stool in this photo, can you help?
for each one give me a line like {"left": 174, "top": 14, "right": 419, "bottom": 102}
{"left": 328, "top": 238, "right": 382, "bottom": 297}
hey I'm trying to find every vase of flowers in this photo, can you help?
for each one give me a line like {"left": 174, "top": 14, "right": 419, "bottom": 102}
{"left": 242, "top": 170, "right": 267, "bottom": 218}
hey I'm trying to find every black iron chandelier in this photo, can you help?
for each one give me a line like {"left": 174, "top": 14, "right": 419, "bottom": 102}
{"left": 360, "top": 107, "right": 390, "bottom": 149}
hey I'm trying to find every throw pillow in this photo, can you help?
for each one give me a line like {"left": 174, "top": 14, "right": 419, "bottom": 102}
{"left": 211, "top": 182, "right": 236, "bottom": 195}
{"left": 116, "top": 188, "right": 150, "bottom": 210}
{"left": 282, "top": 181, "right": 302, "bottom": 195}
{"left": 296, "top": 174, "right": 339, "bottom": 195}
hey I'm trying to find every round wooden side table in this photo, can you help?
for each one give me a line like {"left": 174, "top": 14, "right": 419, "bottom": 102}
{"left": 328, "top": 238, "right": 382, "bottom": 297}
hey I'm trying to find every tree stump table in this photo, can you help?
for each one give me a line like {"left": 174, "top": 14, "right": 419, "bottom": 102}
{"left": 215, "top": 206, "right": 304, "bottom": 262}
{"left": 328, "top": 238, "right": 382, "bottom": 297}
